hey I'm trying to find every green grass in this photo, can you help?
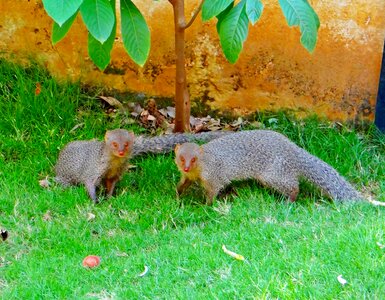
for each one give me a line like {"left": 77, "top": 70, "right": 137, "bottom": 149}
{"left": 1, "top": 59, "right": 385, "bottom": 299}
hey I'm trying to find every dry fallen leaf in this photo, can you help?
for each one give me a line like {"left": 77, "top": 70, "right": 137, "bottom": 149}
{"left": 43, "top": 210, "right": 52, "bottom": 221}
{"left": 147, "top": 114, "right": 156, "bottom": 121}
{"left": 87, "top": 213, "right": 96, "bottom": 221}
{"left": 70, "top": 123, "right": 85, "bottom": 133}
{"left": 138, "top": 265, "right": 149, "bottom": 277}
{"left": 39, "top": 177, "right": 51, "bottom": 189}
{"left": 132, "top": 103, "right": 143, "bottom": 115}
{"left": 337, "top": 275, "right": 347, "bottom": 285}
{"left": 131, "top": 112, "right": 139, "bottom": 117}
{"left": 158, "top": 108, "right": 168, "bottom": 117}
{"left": 250, "top": 121, "right": 264, "bottom": 128}
{"left": 367, "top": 197, "right": 385, "bottom": 206}
{"left": 222, "top": 245, "right": 245, "bottom": 261}
{"left": 166, "top": 106, "right": 176, "bottom": 118}
{"left": 194, "top": 122, "right": 204, "bottom": 133}
{"left": 99, "top": 96, "right": 124, "bottom": 109}
{"left": 230, "top": 117, "right": 244, "bottom": 128}
{"left": 190, "top": 116, "right": 198, "bottom": 127}
{"left": 165, "top": 123, "right": 175, "bottom": 134}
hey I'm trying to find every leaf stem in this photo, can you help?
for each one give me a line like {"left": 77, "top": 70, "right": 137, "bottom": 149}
{"left": 183, "top": 0, "right": 204, "bottom": 29}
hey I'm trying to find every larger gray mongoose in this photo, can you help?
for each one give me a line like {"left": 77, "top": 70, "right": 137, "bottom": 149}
{"left": 54, "top": 129, "right": 231, "bottom": 203}
{"left": 174, "top": 129, "right": 385, "bottom": 206}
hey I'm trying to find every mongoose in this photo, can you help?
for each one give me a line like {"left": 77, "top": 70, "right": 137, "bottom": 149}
{"left": 55, "top": 129, "right": 134, "bottom": 203}
{"left": 55, "top": 129, "right": 231, "bottom": 203}
{"left": 174, "top": 130, "right": 385, "bottom": 206}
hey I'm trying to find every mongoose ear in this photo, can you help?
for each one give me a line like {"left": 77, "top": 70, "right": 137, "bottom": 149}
{"left": 104, "top": 130, "right": 111, "bottom": 141}
{"left": 174, "top": 144, "right": 180, "bottom": 153}
{"left": 129, "top": 132, "right": 135, "bottom": 141}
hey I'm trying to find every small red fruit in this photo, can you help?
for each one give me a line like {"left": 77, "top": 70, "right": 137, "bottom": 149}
{"left": 82, "top": 255, "right": 101, "bottom": 268}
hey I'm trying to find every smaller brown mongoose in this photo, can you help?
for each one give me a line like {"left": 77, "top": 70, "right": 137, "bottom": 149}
{"left": 55, "top": 129, "right": 134, "bottom": 203}
{"left": 174, "top": 130, "right": 385, "bottom": 206}
{"left": 55, "top": 129, "right": 231, "bottom": 203}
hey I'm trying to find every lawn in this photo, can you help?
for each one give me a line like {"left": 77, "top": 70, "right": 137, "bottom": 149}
{"left": 1, "top": 59, "right": 385, "bottom": 299}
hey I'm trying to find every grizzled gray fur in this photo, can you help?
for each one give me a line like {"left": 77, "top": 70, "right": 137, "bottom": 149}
{"left": 55, "top": 129, "right": 232, "bottom": 203}
{"left": 132, "top": 131, "right": 232, "bottom": 156}
{"left": 175, "top": 130, "right": 362, "bottom": 204}
{"left": 55, "top": 129, "right": 134, "bottom": 203}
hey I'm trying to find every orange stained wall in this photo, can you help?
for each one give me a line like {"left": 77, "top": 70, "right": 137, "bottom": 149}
{"left": 1, "top": 0, "right": 385, "bottom": 121}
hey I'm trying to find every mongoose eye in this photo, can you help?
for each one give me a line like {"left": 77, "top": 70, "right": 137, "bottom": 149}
{"left": 191, "top": 157, "right": 196, "bottom": 163}
{"left": 180, "top": 156, "right": 185, "bottom": 163}
{"left": 124, "top": 142, "right": 129, "bottom": 148}
{"left": 112, "top": 142, "right": 118, "bottom": 148}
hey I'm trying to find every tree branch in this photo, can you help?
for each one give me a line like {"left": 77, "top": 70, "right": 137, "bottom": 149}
{"left": 183, "top": 0, "right": 204, "bottom": 29}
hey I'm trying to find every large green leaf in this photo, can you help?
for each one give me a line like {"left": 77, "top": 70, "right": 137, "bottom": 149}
{"left": 120, "top": 0, "right": 150, "bottom": 67}
{"left": 218, "top": 1, "right": 249, "bottom": 64}
{"left": 88, "top": 25, "right": 116, "bottom": 71}
{"left": 246, "top": 0, "right": 263, "bottom": 25}
{"left": 216, "top": 2, "right": 234, "bottom": 33}
{"left": 42, "top": 0, "right": 83, "bottom": 26}
{"left": 87, "top": 0, "right": 116, "bottom": 71}
{"left": 80, "top": 0, "right": 115, "bottom": 44}
{"left": 52, "top": 12, "right": 77, "bottom": 45}
{"left": 278, "top": 0, "right": 319, "bottom": 53}
{"left": 202, "top": 0, "right": 233, "bottom": 21}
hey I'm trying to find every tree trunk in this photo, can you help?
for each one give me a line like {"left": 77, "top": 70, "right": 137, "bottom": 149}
{"left": 170, "top": 0, "right": 190, "bottom": 132}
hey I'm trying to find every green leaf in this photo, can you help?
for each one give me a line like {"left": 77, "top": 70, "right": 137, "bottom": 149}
{"left": 216, "top": 2, "right": 234, "bottom": 33}
{"left": 218, "top": 1, "right": 249, "bottom": 64}
{"left": 120, "top": 0, "right": 150, "bottom": 67}
{"left": 202, "top": 0, "right": 234, "bottom": 21}
{"left": 52, "top": 12, "right": 77, "bottom": 45}
{"left": 88, "top": 26, "right": 116, "bottom": 71}
{"left": 42, "top": 0, "right": 83, "bottom": 26}
{"left": 80, "top": 0, "right": 115, "bottom": 44}
{"left": 278, "top": 0, "right": 319, "bottom": 53}
{"left": 246, "top": 0, "right": 263, "bottom": 25}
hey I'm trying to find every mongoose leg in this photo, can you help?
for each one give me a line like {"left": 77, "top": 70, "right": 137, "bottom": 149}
{"left": 85, "top": 181, "right": 98, "bottom": 203}
{"left": 203, "top": 180, "right": 223, "bottom": 206}
{"left": 54, "top": 176, "right": 71, "bottom": 187}
{"left": 176, "top": 177, "right": 192, "bottom": 196}
{"left": 260, "top": 174, "right": 299, "bottom": 202}
{"left": 218, "top": 185, "right": 239, "bottom": 198}
{"left": 288, "top": 187, "right": 299, "bottom": 202}
{"left": 105, "top": 177, "right": 118, "bottom": 198}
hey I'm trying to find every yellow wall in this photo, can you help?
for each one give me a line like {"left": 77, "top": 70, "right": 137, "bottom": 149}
{"left": 1, "top": 0, "right": 385, "bottom": 120}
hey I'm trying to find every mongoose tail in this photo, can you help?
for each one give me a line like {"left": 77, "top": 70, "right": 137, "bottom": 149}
{"left": 132, "top": 131, "right": 232, "bottom": 156}
{"left": 295, "top": 150, "right": 363, "bottom": 201}
{"left": 297, "top": 153, "right": 385, "bottom": 205}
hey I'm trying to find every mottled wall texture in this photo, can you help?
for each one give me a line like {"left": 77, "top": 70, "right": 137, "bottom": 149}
{"left": 1, "top": 0, "right": 385, "bottom": 120}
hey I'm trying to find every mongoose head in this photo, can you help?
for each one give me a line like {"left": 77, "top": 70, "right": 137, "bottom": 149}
{"left": 104, "top": 129, "right": 135, "bottom": 158}
{"left": 174, "top": 142, "right": 202, "bottom": 173}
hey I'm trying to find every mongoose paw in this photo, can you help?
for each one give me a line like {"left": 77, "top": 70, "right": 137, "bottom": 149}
{"left": 205, "top": 198, "right": 214, "bottom": 206}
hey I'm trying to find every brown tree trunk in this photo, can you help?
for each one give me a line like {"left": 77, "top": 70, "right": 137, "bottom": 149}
{"left": 170, "top": 0, "right": 190, "bottom": 132}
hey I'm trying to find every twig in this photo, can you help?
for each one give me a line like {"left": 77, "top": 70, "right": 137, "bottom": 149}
{"left": 183, "top": 0, "right": 204, "bottom": 29}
